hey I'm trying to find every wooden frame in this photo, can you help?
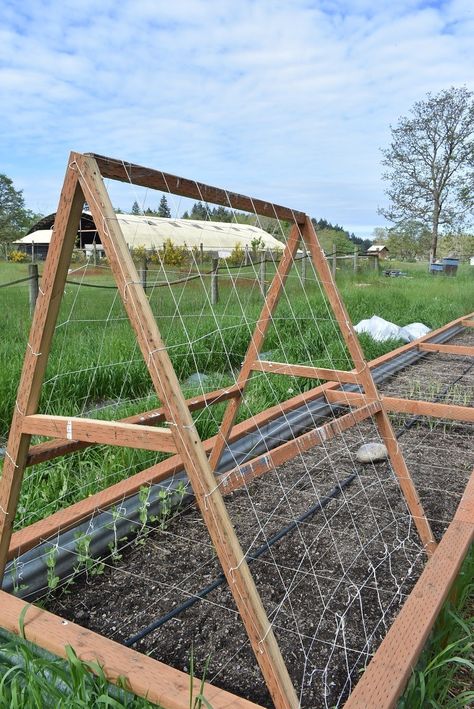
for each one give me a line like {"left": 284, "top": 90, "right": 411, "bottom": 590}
{"left": 0, "top": 152, "right": 472, "bottom": 708}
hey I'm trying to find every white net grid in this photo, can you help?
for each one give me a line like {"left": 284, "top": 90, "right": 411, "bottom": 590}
{"left": 6, "top": 167, "right": 472, "bottom": 708}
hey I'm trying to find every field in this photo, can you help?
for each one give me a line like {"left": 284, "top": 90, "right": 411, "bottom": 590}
{"left": 0, "top": 256, "right": 473, "bottom": 707}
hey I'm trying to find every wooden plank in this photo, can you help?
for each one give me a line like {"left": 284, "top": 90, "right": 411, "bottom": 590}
{"left": 22, "top": 415, "right": 177, "bottom": 453}
{"left": 326, "top": 390, "right": 474, "bottom": 423}
{"left": 208, "top": 224, "right": 302, "bottom": 473}
{"left": 220, "top": 402, "right": 381, "bottom": 494}
{"left": 252, "top": 360, "right": 359, "bottom": 384}
{"left": 76, "top": 153, "right": 299, "bottom": 709}
{"left": 419, "top": 342, "right": 474, "bottom": 356}
{"left": 302, "top": 217, "right": 437, "bottom": 556}
{"left": 0, "top": 161, "right": 85, "bottom": 581}
{"left": 344, "top": 468, "right": 474, "bottom": 708}
{"left": 26, "top": 384, "right": 241, "bottom": 466}
{"left": 0, "top": 591, "right": 262, "bottom": 709}
{"left": 461, "top": 319, "right": 474, "bottom": 327}
{"left": 90, "top": 153, "right": 306, "bottom": 225}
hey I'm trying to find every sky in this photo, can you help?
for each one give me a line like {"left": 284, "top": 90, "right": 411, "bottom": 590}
{"left": 1, "top": 0, "right": 473, "bottom": 238}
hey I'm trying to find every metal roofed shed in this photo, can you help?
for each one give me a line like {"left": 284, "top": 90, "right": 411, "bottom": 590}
{"left": 14, "top": 212, "right": 285, "bottom": 260}
{"left": 367, "top": 244, "right": 389, "bottom": 259}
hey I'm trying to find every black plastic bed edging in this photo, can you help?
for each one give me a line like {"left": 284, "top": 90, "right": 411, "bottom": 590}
{"left": 125, "top": 471, "right": 357, "bottom": 647}
{"left": 1, "top": 322, "right": 465, "bottom": 600}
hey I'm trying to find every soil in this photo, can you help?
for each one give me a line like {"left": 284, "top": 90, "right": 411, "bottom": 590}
{"left": 46, "top": 330, "right": 473, "bottom": 708}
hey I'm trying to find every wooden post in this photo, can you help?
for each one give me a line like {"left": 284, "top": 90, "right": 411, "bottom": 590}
{"left": 211, "top": 257, "right": 219, "bottom": 305}
{"left": 259, "top": 250, "right": 267, "bottom": 297}
{"left": 93, "top": 241, "right": 97, "bottom": 266}
{"left": 302, "top": 217, "right": 436, "bottom": 556}
{"left": 353, "top": 247, "right": 358, "bottom": 273}
{"left": 301, "top": 243, "right": 307, "bottom": 281}
{"left": 245, "top": 243, "right": 250, "bottom": 266}
{"left": 200, "top": 242, "right": 204, "bottom": 266}
{"left": 139, "top": 255, "right": 147, "bottom": 293}
{"left": 31, "top": 240, "right": 35, "bottom": 263}
{"left": 0, "top": 161, "right": 85, "bottom": 580}
{"left": 28, "top": 264, "right": 39, "bottom": 316}
{"left": 331, "top": 243, "right": 337, "bottom": 278}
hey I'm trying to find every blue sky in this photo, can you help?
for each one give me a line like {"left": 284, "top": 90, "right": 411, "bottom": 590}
{"left": 1, "top": 0, "right": 473, "bottom": 237}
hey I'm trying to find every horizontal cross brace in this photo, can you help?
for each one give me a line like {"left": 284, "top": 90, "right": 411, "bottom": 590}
{"left": 252, "top": 360, "right": 359, "bottom": 384}
{"left": 22, "top": 415, "right": 177, "bottom": 453}
{"left": 220, "top": 401, "right": 381, "bottom": 494}
{"left": 26, "top": 384, "right": 242, "bottom": 466}
{"left": 325, "top": 390, "right": 474, "bottom": 423}
{"left": 419, "top": 343, "right": 474, "bottom": 356}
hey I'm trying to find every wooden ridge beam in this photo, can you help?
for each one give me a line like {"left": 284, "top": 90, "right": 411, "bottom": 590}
{"left": 220, "top": 401, "right": 381, "bottom": 495}
{"left": 325, "top": 390, "right": 474, "bottom": 423}
{"left": 22, "top": 415, "right": 177, "bottom": 453}
{"left": 419, "top": 342, "right": 474, "bottom": 356}
{"left": 90, "top": 153, "right": 306, "bottom": 225}
{"left": 26, "top": 384, "right": 241, "bottom": 465}
{"left": 251, "top": 360, "right": 359, "bottom": 384}
{"left": 344, "top": 468, "right": 474, "bottom": 708}
{"left": 0, "top": 591, "right": 262, "bottom": 709}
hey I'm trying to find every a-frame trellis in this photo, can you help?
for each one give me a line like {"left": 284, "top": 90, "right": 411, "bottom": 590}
{"left": 0, "top": 152, "right": 438, "bottom": 709}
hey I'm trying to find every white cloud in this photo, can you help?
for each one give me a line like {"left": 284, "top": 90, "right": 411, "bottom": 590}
{"left": 0, "top": 0, "right": 473, "bottom": 236}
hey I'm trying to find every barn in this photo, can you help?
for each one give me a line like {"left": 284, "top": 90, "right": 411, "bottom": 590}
{"left": 13, "top": 212, "right": 285, "bottom": 260}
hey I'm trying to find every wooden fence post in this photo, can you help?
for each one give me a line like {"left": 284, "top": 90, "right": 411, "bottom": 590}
{"left": 28, "top": 263, "right": 39, "bottom": 316}
{"left": 200, "top": 242, "right": 204, "bottom": 266}
{"left": 245, "top": 243, "right": 250, "bottom": 266}
{"left": 139, "top": 255, "right": 147, "bottom": 293}
{"left": 353, "top": 247, "right": 358, "bottom": 273}
{"left": 301, "top": 243, "right": 307, "bottom": 281}
{"left": 259, "top": 250, "right": 267, "bottom": 297}
{"left": 93, "top": 241, "right": 97, "bottom": 266}
{"left": 332, "top": 243, "right": 337, "bottom": 279}
{"left": 211, "top": 257, "right": 219, "bottom": 305}
{"left": 31, "top": 240, "right": 35, "bottom": 264}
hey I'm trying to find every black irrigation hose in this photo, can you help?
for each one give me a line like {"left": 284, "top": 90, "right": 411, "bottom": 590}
{"left": 395, "top": 359, "right": 474, "bottom": 438}
{"left": 125, "top": 471, "right": 357, "bottom": 647}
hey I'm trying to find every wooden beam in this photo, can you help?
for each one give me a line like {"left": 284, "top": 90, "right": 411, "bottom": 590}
{"left": 252, "top": 360, "right": 359, "bottom": 384}
{"left": 220, "top": 401, "right": 381, "bottom": 494}
{"left": 344, "top": 468, "right": 474, "bottom": 708}
{"left": 0, "top": 591, "right": 262, "bottom": 709}
{"left": 22, "top": 415, "right": 177, "bottom": 453}
{"left": 76, "top": 153, "right": 299, "bottom": 709}
{"left": 26, "top": 384, "right": 241, "bottom": 466}
{"left": 90, "top": 153, "right": 306, "bottom": 225}
{"left": 208, "top": 224, "right": 302, "bottom": 474}
{"left": 0, "top": 161, "right": 85, "bottom": 581}
{"left": 418, "top": 342, "right": 474, "bottom": 356}
{"left": 302, "top": 217, "right": 437, "bottom": 556}
{"left": 325, "top": 390, "right": 474, "bottom": 423}
{"left": 461, "top": 319, "right": 474, "bottom": 327}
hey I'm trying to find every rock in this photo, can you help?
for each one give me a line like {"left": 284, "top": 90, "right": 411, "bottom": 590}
{"left": 356, "top": 442, "right": 388, "bottom": 463}
{"left": 185, "top": 372, "right": 210, "bottom": 387}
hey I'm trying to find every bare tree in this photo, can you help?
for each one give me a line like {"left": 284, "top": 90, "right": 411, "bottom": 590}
{"left": 380, "top": 87, "right": 474, "bottom": 257}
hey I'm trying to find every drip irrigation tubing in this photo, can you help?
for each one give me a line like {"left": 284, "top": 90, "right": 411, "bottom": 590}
{"left": 396, "top": 360, "right": 473, "bottom": 438}
{"left": 125, "top": 471, "right": 357, "bottom": 647}
{"left": 1, "top": 321, "right": 466, "bottom": 600}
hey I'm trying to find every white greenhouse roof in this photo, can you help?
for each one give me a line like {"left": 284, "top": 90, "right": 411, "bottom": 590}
{"left": 16, "top": 215, "right": 285, "bottom": 253}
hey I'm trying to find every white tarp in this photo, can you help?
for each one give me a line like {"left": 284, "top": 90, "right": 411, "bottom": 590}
{"left": 354, "top": 315, "right": 430, "bottom": 343}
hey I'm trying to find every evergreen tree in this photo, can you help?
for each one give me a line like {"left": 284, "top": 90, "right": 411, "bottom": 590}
{"left": 158, "top": 195, "right": 171, "bottom": 218}
{"left": 0, "top": 174, "right": 42, "bottom": 245}
{"left": 131, "top": 200, "right": 141, "bottom": 215}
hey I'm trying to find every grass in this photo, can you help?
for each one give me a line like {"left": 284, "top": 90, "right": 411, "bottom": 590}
{"left": 0, "top": 256, "right": 473, "bottom": 706}
{"left": 0, "top": 628, "right": 158, "bottom": 708}
{"left": 399, "top": 545, "right": 474, "bottom": 709}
